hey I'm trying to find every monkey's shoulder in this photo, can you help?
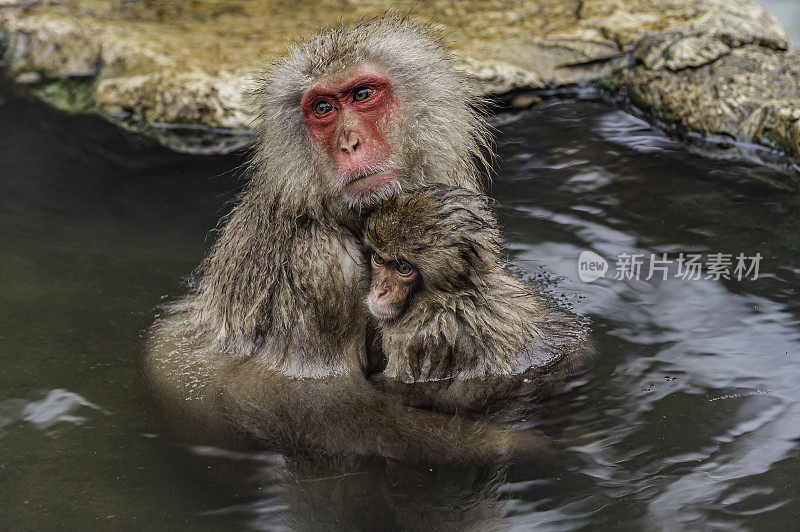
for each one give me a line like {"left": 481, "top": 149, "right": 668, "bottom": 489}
{"left": 294, "top": 223, "right": 364, "bottom": 285}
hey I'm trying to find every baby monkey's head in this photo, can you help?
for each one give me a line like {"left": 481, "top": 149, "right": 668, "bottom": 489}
{"left": 363, "top": 185, "right": 502, "bottom": 322}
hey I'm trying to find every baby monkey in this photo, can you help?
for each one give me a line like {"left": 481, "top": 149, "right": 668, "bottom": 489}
{"left": 363, "top": 185, "right": 592, "bottom": 417}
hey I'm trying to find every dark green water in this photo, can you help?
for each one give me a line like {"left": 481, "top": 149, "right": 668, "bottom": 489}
{"left": 1, "top": 90, "right": 799, "bottom": 530}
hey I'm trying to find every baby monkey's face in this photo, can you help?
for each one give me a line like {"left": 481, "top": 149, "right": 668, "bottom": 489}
{"left": 366, "top": 250, "right": 419, "bottom": 321}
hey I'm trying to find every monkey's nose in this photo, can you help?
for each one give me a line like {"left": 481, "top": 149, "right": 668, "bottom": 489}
{"left": 339, "top": 132, "right": 359, "bottom": 153}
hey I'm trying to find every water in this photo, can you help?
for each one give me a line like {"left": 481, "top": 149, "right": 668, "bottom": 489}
{"left": 1, "top": 89, "right": 799, "bottom": 529}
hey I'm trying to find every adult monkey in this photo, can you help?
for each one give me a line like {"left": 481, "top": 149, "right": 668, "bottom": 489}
{"left": 144, "top": 17, "right": 543, "bottom": 460}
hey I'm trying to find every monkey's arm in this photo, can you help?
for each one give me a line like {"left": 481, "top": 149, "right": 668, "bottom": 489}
{"left": 145, "top": 308, "right": 551, "bottom": 462}
{"left": 222, "top": 364, "right": 551, "bottom": 463}
{"left": 369, "top": 307, "right": 595, "bottom": 420}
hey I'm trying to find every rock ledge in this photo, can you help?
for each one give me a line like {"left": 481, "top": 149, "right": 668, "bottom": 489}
{"left": 1, "top": 0, "right": 798, "bottom": 180}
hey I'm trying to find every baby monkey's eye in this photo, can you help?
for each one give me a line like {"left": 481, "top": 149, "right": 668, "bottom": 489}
{"left": 353, "top": 87, "right": 374, "bottom": 102}
{"left": 396, "top": 261, "right": 414, "bottom": 277}
{"left": 371, "top": 252, "right": 386, "bottom": 267}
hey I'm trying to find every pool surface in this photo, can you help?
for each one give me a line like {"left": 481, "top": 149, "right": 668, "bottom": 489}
{"left": 1, "top": 90, "right": 798, "bottom": 529}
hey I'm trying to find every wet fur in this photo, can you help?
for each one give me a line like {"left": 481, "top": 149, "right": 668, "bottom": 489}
{"left": 143, "top": 17, "right": 549, "bottom": 462}
{"left": 363, "top": 185, "right": 594, "bottom": 417}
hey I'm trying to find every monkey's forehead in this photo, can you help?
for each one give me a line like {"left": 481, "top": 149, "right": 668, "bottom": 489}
{"left": 375, "top": 198, "right": 492, "bottom": 235}
{"left": 366, "top": 207, "right": 437, "bottom": 243}
{"left": 289, "top": 17, "right": 448, "bottom": 82}
{"left": 365, "top": 220, "right": 479, "bottom": 266}
{"left": 366, "top": 192, "right": 493, "bottom": 245}
{"left": 363, "top": 223, "right": 433, "bottom": 256}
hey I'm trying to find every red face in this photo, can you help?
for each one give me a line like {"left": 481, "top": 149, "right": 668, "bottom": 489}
{"left": 301, "top": 67, "right": 401, "bottom": 202}
{"left": 366, "top": 251, "right": 418, "bottom": 321}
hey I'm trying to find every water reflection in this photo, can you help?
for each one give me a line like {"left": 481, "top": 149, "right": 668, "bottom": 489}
{"left": 188, "top": 444, "right": 518, "bottom": 531}
{"left": 493, "top": 101, "right": 800, "bottom": 529}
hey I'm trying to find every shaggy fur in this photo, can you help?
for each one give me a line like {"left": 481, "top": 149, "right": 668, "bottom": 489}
{"left": 143, "top": 17, "right": 547, "bottom": 461}
{"left": 364, "top": 185, "right": 593, "bottom": 416}
{"left": 187, "top": 16, "right": 492, "bottom": 366}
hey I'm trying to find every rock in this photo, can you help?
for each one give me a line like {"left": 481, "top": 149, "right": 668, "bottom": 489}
{"left": 13, "top": 70, "right": 41, "bottom": 84}
{"left": 620, "top": 45, "right": 800, "bottom": 162}
{"left": 510, "top": 94, "right": 543, "bottom": 109}
{"left": 0, "top": 0, "right": 798, "bottom": 180}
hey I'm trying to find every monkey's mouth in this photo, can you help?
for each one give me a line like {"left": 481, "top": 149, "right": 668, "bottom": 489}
{"left": 343, "top": 170, "right": 396, "bottom": 199}
{"left": 366, "top": 297, "right": 400, "bottom": 322}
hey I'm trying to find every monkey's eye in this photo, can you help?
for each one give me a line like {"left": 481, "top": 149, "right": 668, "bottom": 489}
{"left": 313, "top": 100, "right": 334, "bottom": 116}
{"left": 371, "top": 253, "right": 386, "bottom": 267}
{"left": 396, "top": 261, "right": 414, "bottom": 277}
{"left": 353, "top": 87, "right": 374, "bottom": 102}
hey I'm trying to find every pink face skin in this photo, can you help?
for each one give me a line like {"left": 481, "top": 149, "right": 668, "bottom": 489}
{"left": 301, "top": 67, "right": 401, "bottom": 202}
{"left": 366, "top": 251, "right": 418, "bottom": 321}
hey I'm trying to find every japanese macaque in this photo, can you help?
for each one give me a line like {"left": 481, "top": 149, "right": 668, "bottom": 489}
{"left": 143, "top": 17, "right": 549, "bottom": 461}
{"left": 363, "top": 185, "right": 593, "bottom": 416}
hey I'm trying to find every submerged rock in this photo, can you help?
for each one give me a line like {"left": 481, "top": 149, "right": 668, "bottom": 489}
{"left": 0, "top": 0, "right": 797, "bottom": 180}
